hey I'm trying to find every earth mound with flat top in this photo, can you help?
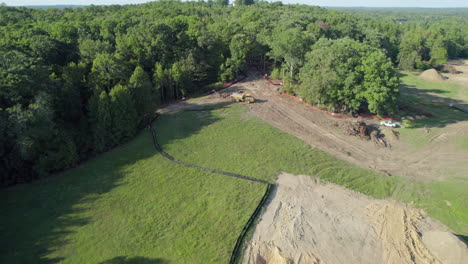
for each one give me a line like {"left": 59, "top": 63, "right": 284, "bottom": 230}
{"left": 242, "top": 173, "right": 468, "bottom": 264}
{"left": 420, "top": 69, "right": 446, "bottom": 82}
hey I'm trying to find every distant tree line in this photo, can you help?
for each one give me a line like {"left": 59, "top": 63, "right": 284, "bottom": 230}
{"left": 0, "top": 1, "right": 466, "bottom": 186}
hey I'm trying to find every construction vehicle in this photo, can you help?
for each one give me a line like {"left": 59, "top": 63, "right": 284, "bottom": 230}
{"left": 230, "top": 92, "right": 255, "bottom": 103}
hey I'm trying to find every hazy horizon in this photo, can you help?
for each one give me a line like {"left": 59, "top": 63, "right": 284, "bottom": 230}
{"left": 4, "top": 0, "right": 468, "bottom": 8}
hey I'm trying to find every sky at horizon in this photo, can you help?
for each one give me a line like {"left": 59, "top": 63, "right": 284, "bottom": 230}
{"left": 3, "top": 0, "right": 468, "bottom": 8}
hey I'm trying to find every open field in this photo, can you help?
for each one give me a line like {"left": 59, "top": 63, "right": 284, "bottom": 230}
{"left": 156, "top": 104, "right": 394, "bottom": 198}
{"left": 400, "top": 71, "right": 468, "bottom": 104}
{"left": 0, "top": 127, "right": 266, "bottom": 264}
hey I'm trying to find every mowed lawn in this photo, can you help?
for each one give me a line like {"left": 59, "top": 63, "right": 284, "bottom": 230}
{"left": 2, "top": 99, "right": 467, "bottom": 264}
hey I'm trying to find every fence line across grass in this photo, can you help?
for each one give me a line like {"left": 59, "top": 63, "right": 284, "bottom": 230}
{"left": 148, "top": 120, "right": 274, "bottom": 263}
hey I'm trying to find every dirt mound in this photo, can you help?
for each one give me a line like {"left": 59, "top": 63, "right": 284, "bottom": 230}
{"left": 381, "top": 128, "right": 399, "bottom": 141}
{"left": 420, "top": 69, "right": 446, "bottom": 82}
{"left": 344, "top": 120, "right": 368, "bottom": 137}
{"left": 366, "top": 202, "right": 440, "bottom": 264}
{"left": 242, "top": 173, "right": 468, "bottom": 264}
{"left": 438, "top": 65, "right": 462, "bottom": 74}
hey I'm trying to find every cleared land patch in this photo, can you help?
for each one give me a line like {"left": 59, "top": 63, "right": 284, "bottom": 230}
{"left": 243, "top": 173, "right": 467, "bottom": 264}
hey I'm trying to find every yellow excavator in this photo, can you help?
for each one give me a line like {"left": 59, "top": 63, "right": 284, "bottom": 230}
{"left": 230, "top": 92, "right": 255, "bottom": 103}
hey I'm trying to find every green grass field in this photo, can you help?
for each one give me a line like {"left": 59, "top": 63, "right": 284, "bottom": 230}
{"left": 2, "top": 98, "right": 467, "bottom": 263}
{"left": 397, "top": 72, "right": 468, "bottom": 148}
{"left": 0, "top": 127, "right": 265, "bottom": 264}
{"left": 399, "top": 72, "right": 468, "bottom": 103}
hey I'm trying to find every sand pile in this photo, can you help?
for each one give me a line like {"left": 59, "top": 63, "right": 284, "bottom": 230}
{"left": 242, "top": 173, "right": 468, "bottom": 264}
{"left": 420, "top": 69, "right": 446, "bottom": 82}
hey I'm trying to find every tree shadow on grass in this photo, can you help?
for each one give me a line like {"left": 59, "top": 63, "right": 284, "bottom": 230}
{"left": 154, "top": 101, "right": 232, "bottom": 148}
{"left": 398, "top": 73, "right": 468, "bottom": 129}
{"left": 99, "top": 256, "right": 169, "bottom": 264}
{"left": 0, "top": 103, "right": 227, "bottom": 263}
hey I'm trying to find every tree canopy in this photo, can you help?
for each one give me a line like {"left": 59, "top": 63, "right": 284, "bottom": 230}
{"left": 0, "top": 1, "right": 466, "bottom": 186}
{"left": 299, "top": 38, "right": 399, "bottom": 115}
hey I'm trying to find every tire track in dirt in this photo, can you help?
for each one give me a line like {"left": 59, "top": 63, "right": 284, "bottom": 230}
{"left": 240, "top": 71, "right": 468, "bottom": 181}
{"left": 242, "top": 173, "right": 468, "bottom": 264}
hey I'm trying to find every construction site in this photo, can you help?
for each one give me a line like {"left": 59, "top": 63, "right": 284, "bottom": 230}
{"left": 158, "top": 62, "right": 468, "bottom": 264}
{"left": 163, "top": 66, "right": 468, "bottom": 182}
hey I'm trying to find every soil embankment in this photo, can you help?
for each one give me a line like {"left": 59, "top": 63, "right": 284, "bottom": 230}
{"left": 242, "top": 173, "right": 468, "bottom": 264}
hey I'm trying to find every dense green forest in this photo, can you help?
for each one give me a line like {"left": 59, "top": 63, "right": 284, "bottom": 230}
{"left": 1, "top": 1, "right": 467, "bottom": 186}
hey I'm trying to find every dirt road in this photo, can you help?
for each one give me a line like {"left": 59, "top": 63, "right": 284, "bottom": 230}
{"left": 242, "top": 173, "right": 468, "bottom": 264}
{"left": 233, "top": 71, "right": 468, "bottom": 182}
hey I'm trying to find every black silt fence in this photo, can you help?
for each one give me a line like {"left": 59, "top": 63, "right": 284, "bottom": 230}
{"left": 228, "top": 183, "right": 274, "bottom": 264}
{"left": 148, "top": 118, "right": 273, "bottom": 264}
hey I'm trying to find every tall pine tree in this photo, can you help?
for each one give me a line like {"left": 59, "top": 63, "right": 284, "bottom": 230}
{"left": 128, "top": 66, "right": 155, "bottom": 126}
{"left": 109, "top": 84, "right": 137, "bottom": 144}
{"left": 91, "top": 91, "right": 113, "bottom": 152}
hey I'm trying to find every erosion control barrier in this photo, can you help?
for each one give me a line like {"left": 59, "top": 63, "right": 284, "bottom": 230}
{"left": 229, "top": 183, "right": 274, "bottom": 264}
{"left": 148, "top": 123, "right": 270, "bottom": 185}
{"left": 149, "top": 117, "right": 272, "bottom": 264}
{"left": 223, "top": 73, "right": 248, "bottom": 88}
{"left": 264, "top": 74, "right": 283, "bottom": 86}
{"left": 282, "top": 92, "right": 400, "bottom": 121}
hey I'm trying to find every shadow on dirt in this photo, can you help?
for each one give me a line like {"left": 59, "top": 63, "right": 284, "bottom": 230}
{"left": 252, "top": 99, "right": 268, "bottom": 104}
{"left": 98, "top": 256, "right": 170, "bottom": 264}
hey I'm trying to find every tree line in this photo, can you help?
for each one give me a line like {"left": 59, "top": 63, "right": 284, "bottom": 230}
{"left": 1, "top": 1, "right": 466, "bottom": 186}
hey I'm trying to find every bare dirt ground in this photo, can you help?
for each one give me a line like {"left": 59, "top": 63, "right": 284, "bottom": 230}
{"left": 157, "top": 86, "right": 238, "bottom": 114}
{"left": 242, "top": 173, "right": 468, "bottom": 264}
{"left": 238, "top": 71, "right": 468, "bottom": 182}
{"left": 443, "top": 59, "right": 468, "bottom": 91}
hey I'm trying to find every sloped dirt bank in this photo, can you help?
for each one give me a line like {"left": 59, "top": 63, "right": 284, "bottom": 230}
{"left": 242, "top": 173, "right": 467, "bottom": 264}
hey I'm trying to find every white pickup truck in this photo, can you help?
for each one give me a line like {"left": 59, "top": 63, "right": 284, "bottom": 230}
{"left": 380, "top": 120, "right": 398, "bottom": 127}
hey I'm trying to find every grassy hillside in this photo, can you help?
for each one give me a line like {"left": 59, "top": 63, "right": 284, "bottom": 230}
{"left": 2, "top": 99, "right": 467, "bottom": 263}
{"left": 0, "top": 127, "right": 265, "bottom": 264}
{"left": 156, "top": 104, "right": 396, "bottom": 198}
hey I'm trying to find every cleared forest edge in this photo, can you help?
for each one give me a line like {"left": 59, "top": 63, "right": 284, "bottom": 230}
{"left": 242, "top": 173, "right": 468, "bottom": 264}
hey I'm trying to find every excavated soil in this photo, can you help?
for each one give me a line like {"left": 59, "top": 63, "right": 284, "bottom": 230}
{"left": 242, "top": 173, "right": 468, "bottom": 264}
{"left": 420, "top": 69, "right": 446, "bottom": 82}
